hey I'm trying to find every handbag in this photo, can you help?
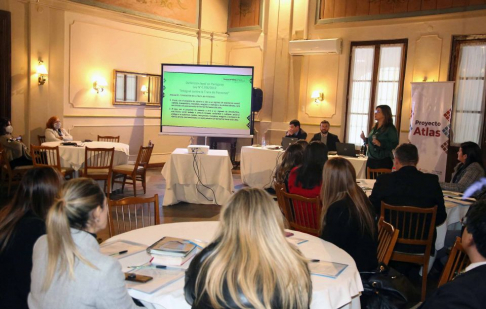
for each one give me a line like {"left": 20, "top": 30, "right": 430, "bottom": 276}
{"left": 360, "top": 263, "right": 420, "bottom": 309}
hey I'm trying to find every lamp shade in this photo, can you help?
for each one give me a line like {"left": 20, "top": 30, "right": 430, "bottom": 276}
{"left": 37, "top": 63, "right": 48, "bottom": 75}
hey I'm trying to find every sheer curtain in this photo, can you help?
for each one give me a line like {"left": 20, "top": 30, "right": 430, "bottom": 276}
{"left": 126, "top": 75, "right": 137, "bottom": 102}
{"left": 452, "top": 43, "right": 486, "bottom": 145}
{"left": 347, "top": 46, "right": 374, "bottom": 145}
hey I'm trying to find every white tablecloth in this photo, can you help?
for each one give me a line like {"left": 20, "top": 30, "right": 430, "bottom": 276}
{"left": 358, "top": 179, "right": 471, "bottom": 250}
{"left": 41, "top": 141, "right": 129, "bottom": 171}
{"left": 329, "top": 155, "right": 367, "bottom": 179}
{"left": 240, "top": 146, "right": 284, "bottom": 189}
{"left": 239, "top": 147, "right": 368, "bottom": 189}
{"left": 161, "top": 149, "right": 234, "bottom": 206}
{"left": 107, "top": 221, "right": 363, "bottom": 309}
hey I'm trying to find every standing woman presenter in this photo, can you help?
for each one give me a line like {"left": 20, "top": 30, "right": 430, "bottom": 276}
{"left": 360, "top": 105, "right": 399, "bottom": 170}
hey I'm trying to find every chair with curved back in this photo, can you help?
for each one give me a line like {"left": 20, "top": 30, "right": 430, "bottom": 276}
{"left": 274, "top": 182, "right": 287, "bottom": 212}
{"left": 381, "top": 202, "right": 437, "bottom": 301}
{"left": 30, "top": 145, "right": 74, "bottom": 179}
{"left": 438, "top": 236, "right": 470, "bottom": 287}
{"left": 107, "top": 194, "right": 160, "bottom": 237}
{"left": 276, "top": 187, "right": 321, "bottom": 236}
{"left": 367, "top": 168, "right": 392, "bottom": 179}
{"left": 377, "top": 217, "right": 399, "bottom": 265}
{"left": 112, "top": 144, "right": 154, "bottom": 196}
{"left": 82, "top": 147, "right": 115, "bottom": 198}
{"left": 38, "top": 135, "right": 46, "bottom": 145}
{"left": 0, "top": 149, "right": 33, "bottom": 196}
{"left": 97, "top": 135, "right": 120, "bottom": 143}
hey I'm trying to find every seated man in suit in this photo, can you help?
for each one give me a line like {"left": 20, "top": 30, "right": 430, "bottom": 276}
{"left": 310, "top": 120, "right": 340, "bottom": 151}
{"left": 284, "top": 119, "right": 307, "bottom": 140}
{"left": 369, "top": 143, "right": 447, "bottom": 254}
{"left": 420, "top": 201, "right": 486, "bottom": 309}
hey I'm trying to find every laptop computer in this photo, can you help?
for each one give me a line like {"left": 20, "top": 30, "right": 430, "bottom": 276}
{"left": 336, "top": 142, "right": 357, "bottom": 157}
{"left": 281, "top": 137, "right": 298, "bottom": 150}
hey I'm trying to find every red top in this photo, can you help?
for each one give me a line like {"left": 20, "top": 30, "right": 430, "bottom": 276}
{"left": 287, "top": 166, "right": 322, "bottom": 198}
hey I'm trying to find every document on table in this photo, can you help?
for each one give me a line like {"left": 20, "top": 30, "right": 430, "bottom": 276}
{"left": 286, "top": 237, "right": 309, "bottom": 246}
{"left": 309, "top": 261, "right": 348, "bottom": 279}
{"left": 126, "top": 268, "right": 185, "bottom": 294}
{"left": 99, "top": 241, "right": 146, "bottom": 259}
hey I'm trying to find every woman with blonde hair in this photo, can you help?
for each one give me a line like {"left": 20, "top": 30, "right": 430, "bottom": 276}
{"left": 28, "top": 178, "right": 139, "bottom": 309}
{"left": 320, "top": 157, "right": 378, "bottom": 271}
{"left": 184, "top": 188, "right": 312, "bottom": 309}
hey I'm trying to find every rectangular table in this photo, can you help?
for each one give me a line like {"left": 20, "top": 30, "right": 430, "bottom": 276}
{"left": 161, "top": 149, "right": 234, "bottom": 206}
{"left": 240, "top": 146, "right": 368, "bottom": 189}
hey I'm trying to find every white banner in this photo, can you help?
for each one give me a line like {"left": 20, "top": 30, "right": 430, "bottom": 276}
{"left": 409, "top": 82, "right": 454, "bottom": 182}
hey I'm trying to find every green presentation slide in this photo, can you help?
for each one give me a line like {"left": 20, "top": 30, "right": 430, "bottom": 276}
{"left": 162, "top": 72, "right": 252, "bottom": 130}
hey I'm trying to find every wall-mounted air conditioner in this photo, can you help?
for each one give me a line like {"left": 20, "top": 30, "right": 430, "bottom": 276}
{"left": 288, "top": 39, "right": 342, "bottom": 55}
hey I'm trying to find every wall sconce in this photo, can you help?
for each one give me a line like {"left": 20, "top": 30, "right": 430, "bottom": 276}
{"left": 311, "top": 90, "right": 324, "bottom": 104}
{"left": 141, "top": 85, "right": 148, "bottom": 95}
{"left": 37, "top": 60, "right": 48, "bottom": 85}
{"left": 93, "top": 77, "right": 108, "bottom": 93}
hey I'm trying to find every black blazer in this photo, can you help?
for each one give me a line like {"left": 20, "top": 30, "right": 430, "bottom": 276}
{"left": 369, "top": 166, "right": 447, "bottom": 253}
{"left": 419, "top": 264, "right": 486, "bottom": 309}
{"left": 310, "top": 132, "right": 340, "bottom": 151}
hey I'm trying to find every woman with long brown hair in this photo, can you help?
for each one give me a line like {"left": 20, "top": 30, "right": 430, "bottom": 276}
{"left": 274, "top": 143, "right": 304, "bottom": 186}
{"left": 360, "top": 105, "right": 398, "bottom": 169}
{"left": 0, "top": 167, "right": 63, "bottom": 309}
{"left": 320, "top": 157, "right": 378, "bottom": 271}
{"left": 184, "top": 188, "right": 312, "bottom": 309}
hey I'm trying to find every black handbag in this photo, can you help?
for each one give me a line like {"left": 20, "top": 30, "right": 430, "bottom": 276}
{"left": 360, "top": 263, "right": 420, "bottom": 309}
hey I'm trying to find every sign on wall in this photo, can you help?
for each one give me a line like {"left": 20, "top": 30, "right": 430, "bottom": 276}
{"left": 408, "top": 82, "right": 454, "bottom": 182}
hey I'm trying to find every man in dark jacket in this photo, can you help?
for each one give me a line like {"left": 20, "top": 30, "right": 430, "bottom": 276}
{"left": 285, "top": 119, "right": 307, "bottom": 140}
{"left": 369, "top": 143, "right": 447, "bottom": 253}
{"left": 310, "top": 120, "right": 340, "bottom": 151}
{"left": 420, "top": 200, "right": 486, "bottom": 309}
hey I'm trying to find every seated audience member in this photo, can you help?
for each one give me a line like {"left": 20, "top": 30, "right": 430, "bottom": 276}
{"left": 285, "top": 119, "right": 307, "bottom": 140}
{"left": 0, "top": 117, "right": 33, "bottom": 169}
{"left": 369, "top": 143, "right": 446, "bottom": 253}
{"left": 310, "top": 120, "right": 340, "bottom": 151}
{"left": 419, "top": 201, "right": 486, "bottom": 309}
{"left": 288, "top": 141, "right": 328, "bottom": 198}
{"left": 275, "top": 143, "right": 304, "bottom": 186}
{"left": 45, "top": 116, "right": 73, "bottom": 142}
{"left": 320, "top": 157, "right": 378, "bottom": 271}
{"left": 295, "top": 139, "right": 308, "bottom": 148}
{"left": 0, "top": 167, "right": 63, "bottom": 309}
{"left": 184, "top": 188, "right": 312, "bottom": 308}
{"left": 440, "top": 141, "right": 485, "bottom": 194}
{"left": 28, "top": 178, "right": 139, "bottom": 309}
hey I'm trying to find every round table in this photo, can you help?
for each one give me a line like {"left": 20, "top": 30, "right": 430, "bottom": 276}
{"left": 41, "top": 141, "right": 129, "bottom": 171}
{"left": 107, "top": 221, "right": 363, "bottom": 309}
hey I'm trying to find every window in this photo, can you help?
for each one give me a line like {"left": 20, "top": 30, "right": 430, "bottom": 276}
{"left": 345, "top": 40, "right": 407, "bottom": 145}
{"left": 450, "top": 40, "right": 486, "bottom": 145}
{"left": 115, "top": 73, "right": 137, "bottom": 102}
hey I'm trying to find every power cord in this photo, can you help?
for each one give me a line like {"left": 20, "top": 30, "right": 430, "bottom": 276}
{"left": 192, "top": 151, "right": 219, "bottom": 205}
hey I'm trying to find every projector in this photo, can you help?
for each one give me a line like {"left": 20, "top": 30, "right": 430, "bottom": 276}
{"left": 187, "top": 145, "right": 209, "bottom": 155}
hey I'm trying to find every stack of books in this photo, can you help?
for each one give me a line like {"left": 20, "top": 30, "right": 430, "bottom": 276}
{"left": 146, "top": 236, "right": 198, "bottom": 266}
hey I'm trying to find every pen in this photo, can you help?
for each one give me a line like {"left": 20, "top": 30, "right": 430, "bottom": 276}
{"left": 110, "top": 250, "right": 128, "bottom": 256}
{"left": 310, "top": 259, "right": 320, "bottom": 263}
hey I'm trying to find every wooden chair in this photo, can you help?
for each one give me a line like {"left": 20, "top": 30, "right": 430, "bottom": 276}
{"left": 367, "top": 167, "right": 392, "bottom": 179}
{"left": 112, "top": 145, "right": 154, "bottom": 196}
{"left": 107, "top": 194, "right": 160, "bottom": 237}
{"left": 97, "top": 135, "right": 120, "bottom": 143}
{"left": 274, "top": 182, "right": 287, "bottom": 212}
{"left": 277, "top": 189, "right": 321, "bottom": 236}
{"left": 438, "top": 237, "right": 470, "bottom": 287}
{"left": 38, "top": 135, "right": 46, "bottom": 145}
{"left": 30, "top": 145, "right": 74, "bottom": 179}
{"left": 377, "top": 217, "right": 399, "bottom": 265}
{"left": 0, "top": 149, "right": 32, "bottom": 196}
{"left": 381, "top": 202, "right": 437, "bottom": 301}
{"left": 82, "top": 147, "right": 115, "bottom": 197}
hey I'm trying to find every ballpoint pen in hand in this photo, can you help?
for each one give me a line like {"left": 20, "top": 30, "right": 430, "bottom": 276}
{"left": 109, "top": 250, "right": 128, "bottom": 256}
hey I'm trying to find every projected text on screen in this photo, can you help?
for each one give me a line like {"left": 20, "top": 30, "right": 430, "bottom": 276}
{"left": 161, "top": 65, "right": 254, "bottom": 137}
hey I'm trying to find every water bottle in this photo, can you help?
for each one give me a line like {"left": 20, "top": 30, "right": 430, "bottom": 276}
{"left": 261, "top": 135, "right": 266, "bottom": 147}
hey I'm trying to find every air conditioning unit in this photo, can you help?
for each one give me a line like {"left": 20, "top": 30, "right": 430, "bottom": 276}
{"left": 288, "top": 39, "right": 342, "bottom": 55}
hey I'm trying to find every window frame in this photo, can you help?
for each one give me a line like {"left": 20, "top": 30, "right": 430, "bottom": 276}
{"left": 344, "top": 39, "right": 408, "bottom": 144}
